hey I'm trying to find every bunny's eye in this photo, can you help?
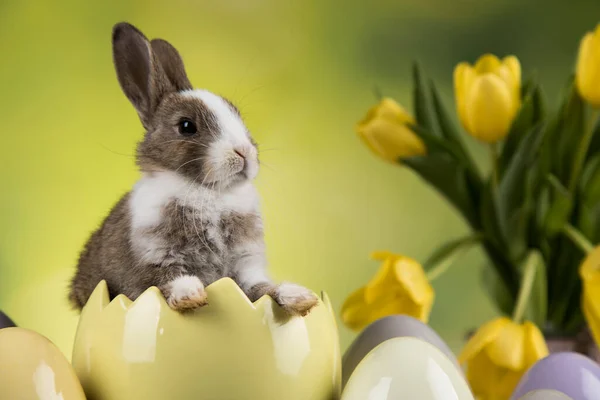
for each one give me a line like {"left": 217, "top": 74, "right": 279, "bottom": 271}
{"left": 178, "top": 119, "right": 197, "bottom": 136}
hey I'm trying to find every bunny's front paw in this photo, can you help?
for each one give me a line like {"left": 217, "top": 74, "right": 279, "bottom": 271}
{"left": 163, "top": 275, "right": 208, "bottom": 312}
{"left": 273, "top": 283, "right": 319, "bottom": 317}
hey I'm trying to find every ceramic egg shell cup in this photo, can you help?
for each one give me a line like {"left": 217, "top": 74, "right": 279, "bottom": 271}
{"left": 71, "top": 278, "right": 341, "bottom": 400}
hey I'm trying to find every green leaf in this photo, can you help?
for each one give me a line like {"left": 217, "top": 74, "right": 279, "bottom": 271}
{"left": 482, "top": 263, "right": 514, "bottom": 315}
{"left": 499, "top": 92, "right": 536, "bottom": 176}
{"left": 408, "top": 124, "right": 464, "bottom": 160}
{"left": 585, "top": 116, "right": 600, "bottom": 162}
{"left": 577, "top": 154, "right": 600, "bottom": 241}
{"left": 480, "top": 180, "right": 507, "bottom": 250}
{"left": 521, "top": 250, "right": 547, "bottom": 327}
{"left": 532, "top": 84, "right": 547, "bottom": 123}
{"left": 424, "top": 234, "right": 482, "bottom": 280}
{"left": 412, "top": 62, "right": 439, "bottom": 136}
{"left": 580, "top": 154, "right": 600, "bottom": 205}
{"left": 498, "top": 125, "right": 545, "bottom": 223}
{"left": 429, "top": 83, "right": 481, "bottom": 179}
{"left": 543, "top": 174, "right": 573, "bottom": 237}
{"left": 404, "top": 154, "right": 479, "bottom": 228}
{"left": 556, "top": 83, "right": 586, "bottom": 182}
{"left": 428, "top": 84, "right": 463, "bottom": 146}
{"left": 496, "top": 125, "right": 545, "bottom": 260}
{"left": 534, "top": 185, "right": 551, "bottom": 239}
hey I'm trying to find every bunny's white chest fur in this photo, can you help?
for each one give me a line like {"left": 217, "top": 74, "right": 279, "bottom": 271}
{"left": 130, "top": 171, "right": 260, "bottom": 229}
{"left": 128, "top": 171, "right": 261, "bottom": 267}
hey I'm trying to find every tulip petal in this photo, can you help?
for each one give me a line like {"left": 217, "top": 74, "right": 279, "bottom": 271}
{"left": 393, "top": 257, "right": 434, "bottom": 306}
{"left": 502, "top": 56, "right": 522, "bottom": 84}
{"left": 340, "top": 284, "right": 425, "bottom": 331}
{"left": 485, "top": 320, "right": 525, "bottom": 370}
{"left": 522, "top": 321, "right": 549, "bottom": 364}
{"left": 576, "top": 31, "right": 600, "bottom": 107}
{"left": 357, "top": 125, "right": 389, "bottom": 161}
{"left": 459, "top": 317, "right": 510, "bottom": 364}
{"left": 496, "top": 368, "right": 525, "bottom": 399}
{"left": 357, "top": 117, "right": 426, "bottom": 162}
{"left": 497, "top": 65, "right": 522, "bottom": 119}
{"left": 364, "top": 256, "right": 397, "bottom": 304}
{"left": 465, "top": 331, "right": 530, "bottom": 400}
{"left": 499, "top": 56, "right": 522, "bottom": 117}
{"left": 356, "top": 99, "right": 425, "bottom": 162}
{"left": 379, "top": 98, "right": 415, "bottom": 125}
{"left": 576, "top": 34, "right": 596, "bottom": 101}
{"left": 341, "top": 287, "right": 370, "bottom": 331}
{"left": 475, "top": 54, "right": 502, "bottom": 73}
{"left": 454, "top": 63, "right": 475, "bottom": 133}
{"left": 579, "top": 245, "right": 600, "bottom": 282}
{"left": 367, "top": 293, "right": 421, "bottom": 323}
{"left": 370, "top": 251, "right": 396, "bottom": 262}
{"left": 465, "top": 74, "right": 515, "bottom": 142}
{"left": 466, "top": 352, "right": 501, "bottom": 396}
{"left": 583, "top": 281, "right": 600, "bottom": 346}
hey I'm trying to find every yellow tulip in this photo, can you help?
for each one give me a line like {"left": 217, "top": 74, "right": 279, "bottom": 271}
{"left": 356, "top": 98, "right": 426, "bottom": 162}
{"left": 341, "top": 251, "right": 434, "bottom": 331}
{"left": 576, "top": 24, "right": 600, "bottom": 108}
{"left": 454, "top": 54, "right": 522, "bottom": 143}
{"left": 579, "top": 245, "right": 600, "bottom": 346}
{"left": 459, "top": 318, "right": 549, "bottom": 400}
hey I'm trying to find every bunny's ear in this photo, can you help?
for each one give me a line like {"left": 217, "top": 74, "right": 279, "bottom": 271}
{"left": 151, "top": 38, "right": 193, "bottom": 92}
{"left": 112, "top": 22, "right": 160, "bottom": 128}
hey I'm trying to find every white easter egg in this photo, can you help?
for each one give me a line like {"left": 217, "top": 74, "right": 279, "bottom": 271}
{"left": 341, "top": 337, "right": 473, "bottom": 400}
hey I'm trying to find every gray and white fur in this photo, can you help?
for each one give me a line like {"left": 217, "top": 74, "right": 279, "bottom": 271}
{"left": 68, "top": 22, "right": 318, "bottom": 316}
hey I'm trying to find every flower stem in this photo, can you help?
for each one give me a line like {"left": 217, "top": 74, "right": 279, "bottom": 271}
{"left": 562, "top": 223, "right": 594, "bottom": 254}
{"left": 512, "top": 252, "right": 539, "bottom": 323}
{"left": 490, "top": 143, "right": 499, "bottom": 187}
{"left": 568, "top": 109, "right": 599, "bottom": 193}
{"left": 425, "top": 234, "right": 481, "bottom": 281}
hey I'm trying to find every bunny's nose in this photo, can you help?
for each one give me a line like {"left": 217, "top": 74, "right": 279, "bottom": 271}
{"left": 234, "top": 148, "right": 246, "bottom": 160}
{"left": 234, "top": 148, "right": 247, "bottom": 170}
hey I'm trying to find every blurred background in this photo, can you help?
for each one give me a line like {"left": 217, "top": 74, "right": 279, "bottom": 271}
{"left": 0, "top": 0, "right": 599, "bottom": 359}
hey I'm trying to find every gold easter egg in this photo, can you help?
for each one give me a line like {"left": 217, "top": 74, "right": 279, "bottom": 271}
{"left": 72, "top": 278, "right": 341, "bottom": 400}
{"left": 0, "top": 327, "right": 85, "bottom": 400}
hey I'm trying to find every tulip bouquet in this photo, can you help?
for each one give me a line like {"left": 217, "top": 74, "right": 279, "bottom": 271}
{"left": 343, "top": 23, "right": 600, "bottom": 398}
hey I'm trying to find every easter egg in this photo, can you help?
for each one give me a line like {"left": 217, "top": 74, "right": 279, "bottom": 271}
{"left": 342, "top": 315, "right": 459, "bottom": 387}
{"left": 341, "top": 337, "right": 473, "bottom": 400}
{"left": 518, "top": 389, "right": 574, "bottom": 399}
{"left": 0, "top": 327, "right": 85, "bottom": 400}
{"left": 511, "top": 352, "right": 600, "bottom": 400}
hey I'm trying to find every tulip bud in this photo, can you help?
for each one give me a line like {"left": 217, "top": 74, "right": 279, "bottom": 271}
{"left": 341, "top": 251, "right": 434, "bottom": 331}
{"left": 356, "top": 98, "right": 426, "bottom": 163}
{"left": 576, "top": 24, "right": 600, "bottom": 108}
{"left": 454, "top": 54, "right": 522, "bottom": 143}
{"left": 459, "top": 318, "right": 548, "bottom": 400}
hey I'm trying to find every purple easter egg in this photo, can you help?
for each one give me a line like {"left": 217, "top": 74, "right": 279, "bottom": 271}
{"left": 0, "top": 311, "right": 16, "bottom": 329}
{"left": 511, "top": 352, "right": 600, "bottom": 400}
{"left": 518, "top": 389, "right": 574, "bottom": 399}
{"left": 342, "top": 315, "right": 459, "bottom": 388}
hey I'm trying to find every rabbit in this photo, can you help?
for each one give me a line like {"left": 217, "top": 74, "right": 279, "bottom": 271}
{"left": 68, "top": 22, "right": 319, "bottom": 316}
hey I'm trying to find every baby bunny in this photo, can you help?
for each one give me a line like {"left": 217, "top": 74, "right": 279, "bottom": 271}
{"left": 68, "top": 22, "right": 318, "bottom": 316}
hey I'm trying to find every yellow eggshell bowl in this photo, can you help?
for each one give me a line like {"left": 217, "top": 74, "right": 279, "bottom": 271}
{"left": 341, "top": 337, "right": 474, "bottom": 400}
{"left": 0, "top": 327, "right": 85, "bottom": 400}
{"left": 71, "top": 278, "right": 341, "bottom": 400}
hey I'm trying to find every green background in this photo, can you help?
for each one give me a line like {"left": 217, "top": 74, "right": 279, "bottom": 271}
{"left": 0, "top": 0, "right": 598, "bottom": 359}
